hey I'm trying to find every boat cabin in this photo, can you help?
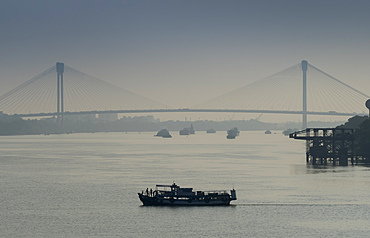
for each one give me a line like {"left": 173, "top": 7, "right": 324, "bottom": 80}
{"left": 156, "top": 183, "right": 196, "bottom": 197}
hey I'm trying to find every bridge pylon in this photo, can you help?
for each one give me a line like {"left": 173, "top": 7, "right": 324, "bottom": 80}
{"left": 56, "top": 62, "right": 64, "bottom": 128}
{"left": 302, "top": 60, "right": 308, "bottom": 129}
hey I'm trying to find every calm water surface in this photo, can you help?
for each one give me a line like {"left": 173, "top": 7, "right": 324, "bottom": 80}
{"left": 1, "top": 131, "right": 370, "bottom": 237}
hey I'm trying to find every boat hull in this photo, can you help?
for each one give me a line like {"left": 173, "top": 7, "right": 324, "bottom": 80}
{"left": 138, "top": 194, "right": 231, "bottom": 206}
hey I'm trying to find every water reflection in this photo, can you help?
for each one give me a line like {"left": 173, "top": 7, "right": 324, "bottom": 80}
{"left": 291, "top": 164, "right": 365, "bottom": 174}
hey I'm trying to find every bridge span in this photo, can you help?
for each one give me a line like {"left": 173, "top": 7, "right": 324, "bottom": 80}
{"left": 1, "top": 60, "right": 369, "bottom": 128}
{"left": 17, "top": 108, "right": 360, "bottom": 118}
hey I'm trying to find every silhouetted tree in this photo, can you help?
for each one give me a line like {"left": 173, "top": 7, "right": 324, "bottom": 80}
{"left": 354, "top": 119, "right": 370, "bottom": 158}
{"left": 337, "top": 115, "right": 368, "bottom": 129}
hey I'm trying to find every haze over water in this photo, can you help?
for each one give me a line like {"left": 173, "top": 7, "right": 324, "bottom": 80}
{"left": 1, "top": 131, "right": 370, "bottom": 237}
{"left": 2, "top": 1, "right": 370, "bottom": 109}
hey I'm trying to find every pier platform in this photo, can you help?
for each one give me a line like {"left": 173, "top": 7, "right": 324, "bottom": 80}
{"left": 289, "top": 128, "right": 360, "bottom": 166}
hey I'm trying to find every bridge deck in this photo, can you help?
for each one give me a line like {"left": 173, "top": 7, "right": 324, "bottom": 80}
{"left": 17, "top": 109, "right": 360, "bottom": 118}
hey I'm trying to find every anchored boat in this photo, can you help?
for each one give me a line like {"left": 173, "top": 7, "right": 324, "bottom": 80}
{"left": 179, "top": 124, "right": 195, "bottom": 135}
{"left": 155, "top": 129, "right": 172, "bottom": 138}
{"left": 206, "top": 128, "right": 216, "bottom": 133}
{"left": 138, "top": 183, "right": 236, "bottom": 206}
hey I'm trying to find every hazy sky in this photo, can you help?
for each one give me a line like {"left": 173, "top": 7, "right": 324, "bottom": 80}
{"left": 1, "top": 0, "right": 370, "bottom": 112}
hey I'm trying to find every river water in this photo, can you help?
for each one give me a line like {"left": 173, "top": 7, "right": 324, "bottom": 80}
{"left": 1, "top": 131, "right": 370, "bottom": 237}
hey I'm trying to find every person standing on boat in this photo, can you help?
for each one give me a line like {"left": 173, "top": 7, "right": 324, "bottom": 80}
{"left": 146, "top": 188, "right": 149, "bottom": 195}
{"left": 150, "top": 188, "right": 153, "bottom": 197}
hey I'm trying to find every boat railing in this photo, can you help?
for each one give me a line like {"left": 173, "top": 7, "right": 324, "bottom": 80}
{"left": 202, "top": 190, "right": 228, "bottom": 194}
{"left": 152, "top": 190, "right": 229, "bottom": 197}
{"left": 150, "top": 185, "right": 232, "bottom": 197}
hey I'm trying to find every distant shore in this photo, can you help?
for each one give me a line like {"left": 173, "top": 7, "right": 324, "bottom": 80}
{"left": 0, "top": 113, "right": 344, "bottom": 136}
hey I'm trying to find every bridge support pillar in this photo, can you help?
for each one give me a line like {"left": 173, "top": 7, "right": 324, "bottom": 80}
{"left": 56, "top": 62, "right": 64, "bottom": 131}
{"left": 302, "top": 60, "right": 308, "bottom": 129}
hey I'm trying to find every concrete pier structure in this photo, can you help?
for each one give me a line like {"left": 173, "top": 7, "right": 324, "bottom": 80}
{"left": 290, "top": 128, "right": 355, "bottom": 166}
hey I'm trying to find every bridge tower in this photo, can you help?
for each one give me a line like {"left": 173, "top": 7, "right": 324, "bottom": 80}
{"left": 302, "top": 60, "right": 308, "bottom": 129}
{"left": 56, "top": 62, "right": 64, "bottom": 122}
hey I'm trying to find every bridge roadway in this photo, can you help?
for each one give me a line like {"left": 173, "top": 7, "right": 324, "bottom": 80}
{"left": 17, "top": 109, "right": 361, "bottom": 118}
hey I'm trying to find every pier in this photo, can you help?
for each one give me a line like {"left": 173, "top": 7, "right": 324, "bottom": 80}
{"left": 290, "top": 128, "right": 359, "bottom": 166}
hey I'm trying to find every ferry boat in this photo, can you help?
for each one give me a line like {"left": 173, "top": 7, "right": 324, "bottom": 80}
{"left": 138, "top": 183, "right": 236, "bottom": 206}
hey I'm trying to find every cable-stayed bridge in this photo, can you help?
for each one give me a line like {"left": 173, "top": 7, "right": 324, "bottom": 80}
{"left": 0, "top": 61, "right": 368, "bottom": 128}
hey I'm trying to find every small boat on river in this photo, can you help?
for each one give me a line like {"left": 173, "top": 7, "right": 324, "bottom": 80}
{"left": 155, "top": 129, "right": 172, "bottom": 138}
{"left": 179, "top": 128, "right": 190, "bottom": 135}
{"left": 179, "top": 124, "right": 195, "bottom": 135}
{"left": 206, "top": 128, "right": 216, "bottom": 133}
{"left": 138, "top": 183, "right": 236, "bottom": 206}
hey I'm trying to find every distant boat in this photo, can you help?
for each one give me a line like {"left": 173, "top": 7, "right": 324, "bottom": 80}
{"left": 180, "top": 124, "right": 195, "bottom": 135}
{"left": 227, "top": 127, "right": 239, "bottom": 139}
{"left": 206, "top": 128, "right": 216, "bottom": 133}
{"left": 179, "top": 128, "right": 190, "bottom": 135}
{"left": 189, "top": 124, "right": 195, "bottom": 134}
{"left": 155, "top": 129, "right": 172, "bottom": 138}
{"left": 265, "top": 130, "right": 272, "bottom": 134}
